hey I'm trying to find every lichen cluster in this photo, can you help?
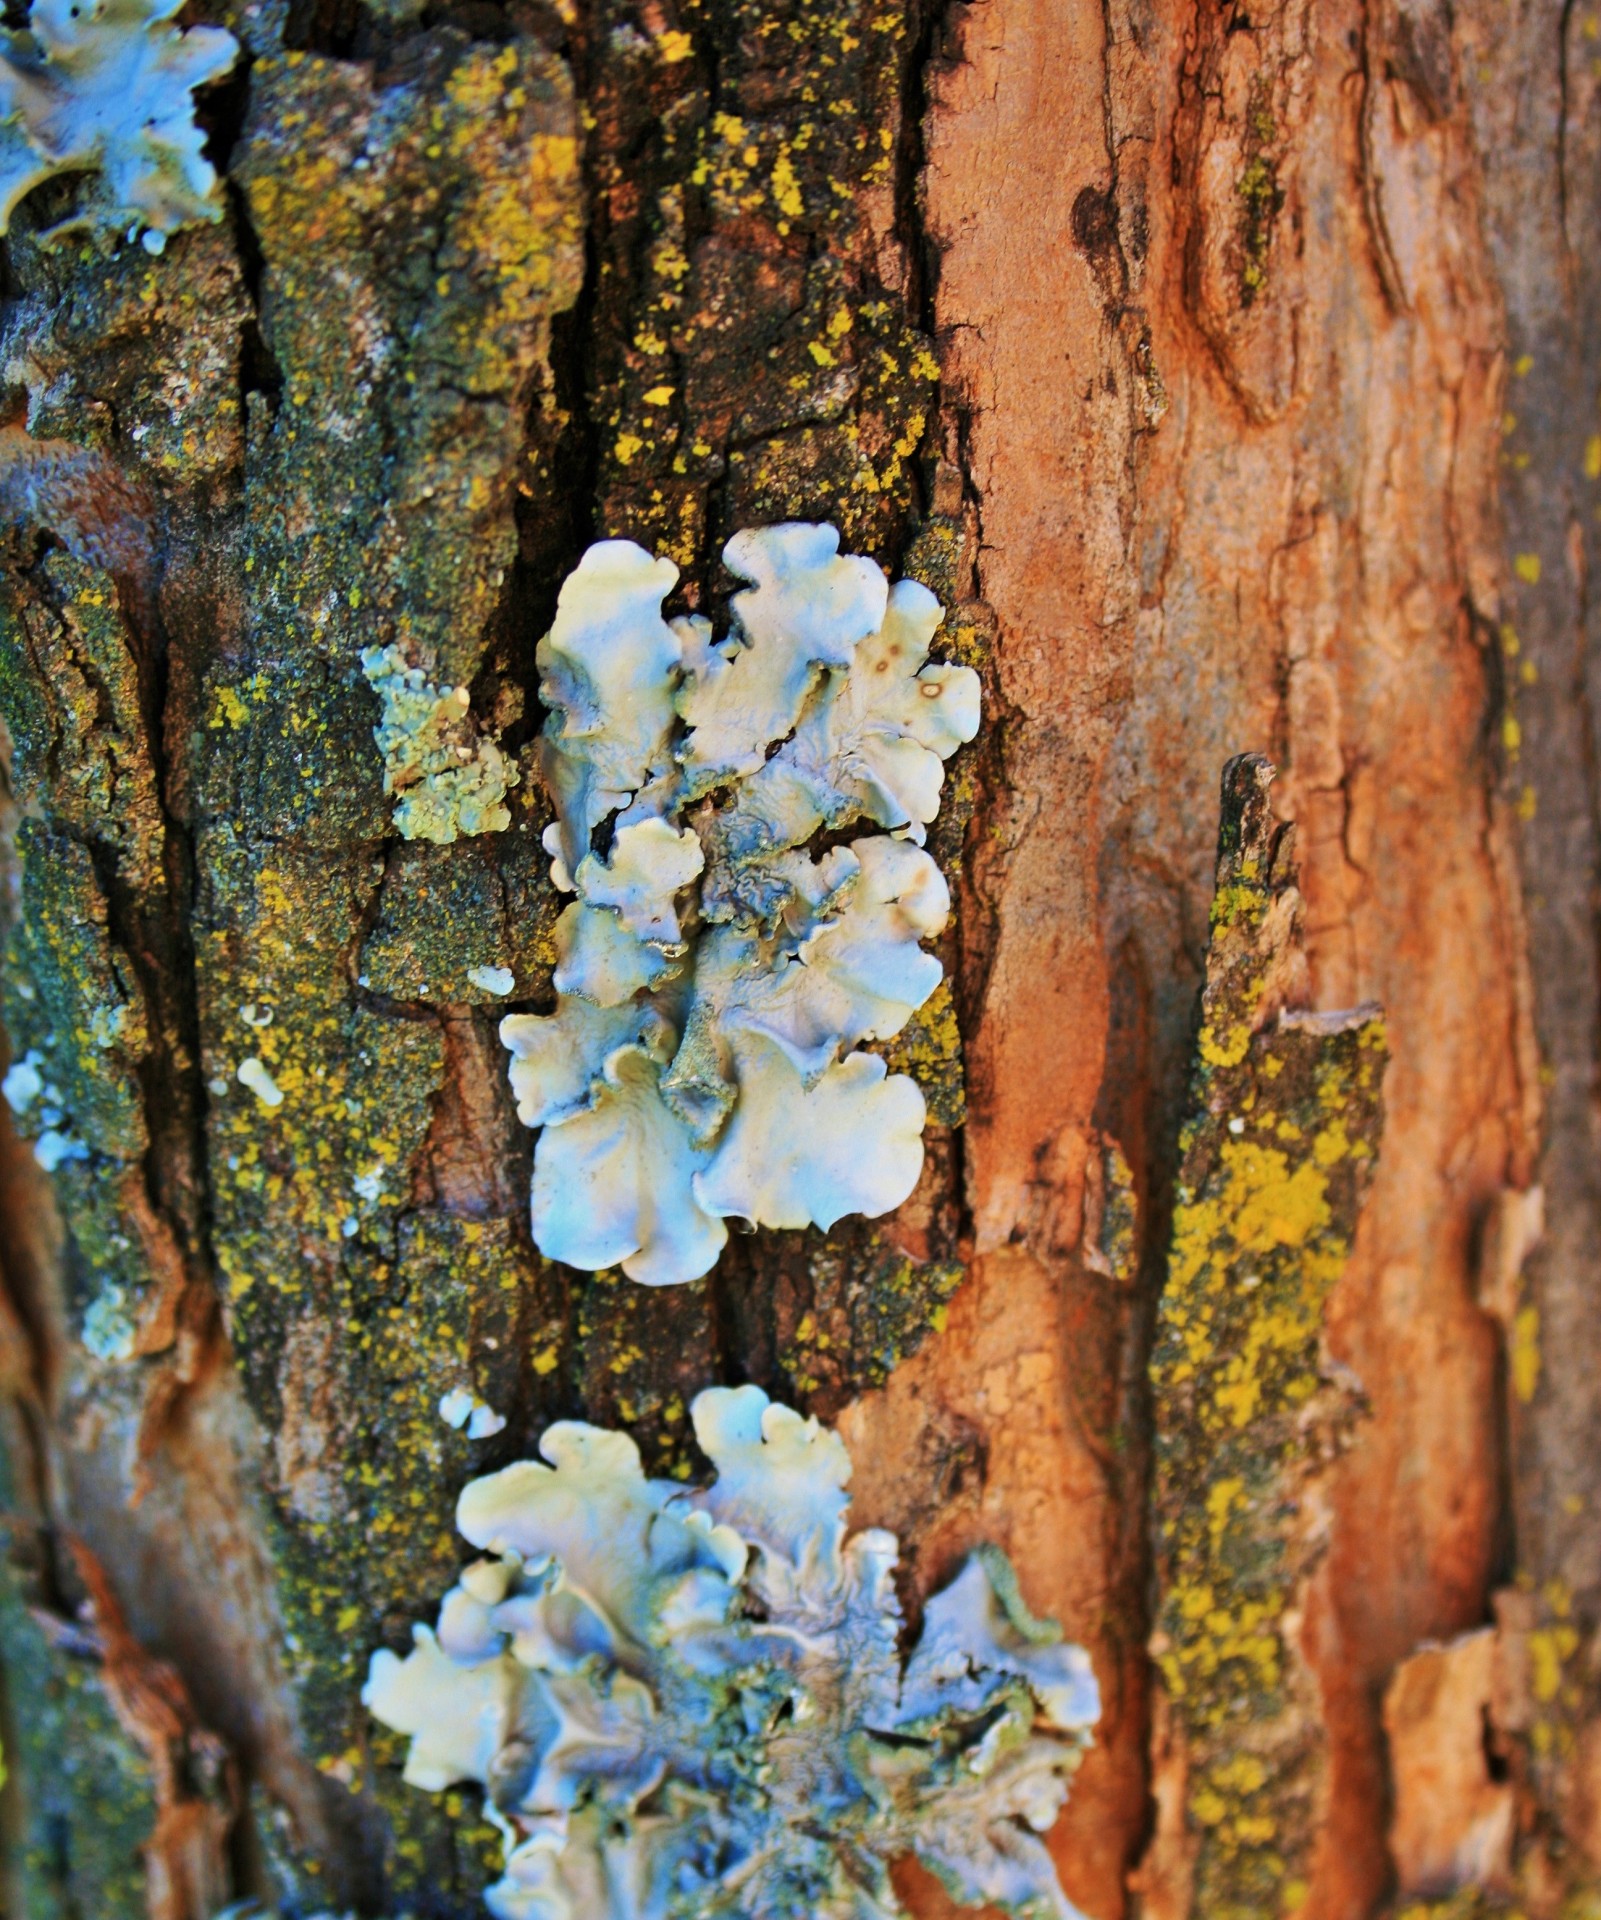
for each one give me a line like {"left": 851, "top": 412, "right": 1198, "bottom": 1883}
{"left": 503, "top": 522, "right": 980, "bottom": 1285}
{"left": 0, "top": 0, "right": 1000, "bottom": 1906}
{"left": 366, "top": 1385, "right": 1098, "bottom": 1920}
{"left": 0, "top": 0, "right": 236, "bottom": 247}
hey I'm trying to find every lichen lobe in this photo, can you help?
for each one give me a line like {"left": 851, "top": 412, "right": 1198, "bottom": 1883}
{"left": 503, "top": 521, "right": 981, "bottom": 1287}
{"left": 366, "top": 1385, "right": 1098, "bottom": 1920}
{"left": 0, "top": 0, "right": 237, "bottom": 245}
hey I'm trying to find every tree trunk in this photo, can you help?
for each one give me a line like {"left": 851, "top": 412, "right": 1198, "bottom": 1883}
{"left": 0, "top": 0, "right": 1593, "bottom": 1915}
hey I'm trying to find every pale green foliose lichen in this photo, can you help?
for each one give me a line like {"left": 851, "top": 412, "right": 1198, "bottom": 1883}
{"left": 502, "top": 523, "right": 981, "bottom": 1285}
{"left": 4, "top": 1039, "right": 91, "bottom": 1167}
{"left": 80, "top": 1280, "right": 135, "bottom": 1359}
{"left": 365, "top": 1385, "right": 1098, "bottom": 1920}
{"left": 0, "top": 0, "right": 236, "bottom": 247}
{"left": 362, "top": 642, "right": 519, "bottom": 845}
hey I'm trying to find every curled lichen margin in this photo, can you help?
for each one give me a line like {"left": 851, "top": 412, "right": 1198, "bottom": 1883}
{"left": 364, "top": 1384, "right": 1098, "bottom": 1920}
{"left": 0, "top": 0, "right": 238, "bottom": 248}
{"left": 502, "top": 521, "right": 981, "bottom": 1287}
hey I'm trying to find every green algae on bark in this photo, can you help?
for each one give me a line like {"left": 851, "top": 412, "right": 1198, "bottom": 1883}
{"left": 0, "top": 204, "right": 251, "bottom": 1368}
{"left": 1151, "top": 754, "right": 1387, "bottom": 1919}
{"left": 0, "top": 824, "right": 159, "bottom": 1356}
{"left": 357, "top": 829, "right": 561, "bottom": 1009}
{"left": 0, "top": 553, "right": 165, "bottom": 888}
{"left": 0, "top": 553, "right": 173, "bottom": 1353}
{"left": 581, "top": 0, "right": 941, "bottom": 568}
{"left": 0, "top": 0, "right": 986, "bottom": 1904}
{"left": 0, "top": 1571, "right": 158, "bottom": 1920}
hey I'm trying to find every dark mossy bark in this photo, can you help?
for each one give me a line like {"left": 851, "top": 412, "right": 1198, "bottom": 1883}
{"left": 0, "top": 0, "right": 974, "bottom": 1911}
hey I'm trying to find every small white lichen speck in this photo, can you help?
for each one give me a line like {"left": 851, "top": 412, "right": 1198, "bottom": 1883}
{"left": 236, "top": 1056, "right": 283, "bottom": 1109}
{"left": 33, "top": 1126, "right": 88, "bottom": 1169}
{"left": 0, "top": 0, "right": 237, "bottom": 243}
{"left": 502, "top": 522, "right": 981, "bottom": 1285}
{"left": 82, "top": 1281, "right": 135, "bottom": 1361}
{"left": 2, "top": 1048, "right": 43, "bottom": 1113}
{"left": 365, "top": 1386, "right": 1098, "bottom": 1920}
{"left": 439, "top": 1387, "right": 508, "bottom": 1440}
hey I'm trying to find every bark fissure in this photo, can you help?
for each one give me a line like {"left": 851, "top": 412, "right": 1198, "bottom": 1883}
{"left": 1359, "top": 0, "right": 1410, "bottom": 315}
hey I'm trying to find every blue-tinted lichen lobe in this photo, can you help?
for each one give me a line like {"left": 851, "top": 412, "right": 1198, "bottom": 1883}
{"left": 366, "top": 1387, "right": 1100, "bottom": 1920}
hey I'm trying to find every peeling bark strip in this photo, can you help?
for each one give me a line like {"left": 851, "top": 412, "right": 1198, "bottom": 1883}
{"left": 0, "top": 0, "right": 1593, "bottom": 1910}
{"left": 921, "top": 0, "right": 1534, "bottom": 1911}
{"left": 1147, "top": 755, "right": 1386, "bottom": 1920}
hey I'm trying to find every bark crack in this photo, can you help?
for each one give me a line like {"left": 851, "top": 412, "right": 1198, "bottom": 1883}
{"left": 1359, "top": 0, "right": 1409, "bottom": 315}
{"left": 1557, "top": 0, "right": 1577, "bottom": 254}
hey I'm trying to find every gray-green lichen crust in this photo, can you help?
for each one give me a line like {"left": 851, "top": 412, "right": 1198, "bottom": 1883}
{"left": 361, "top": 643, "right": 519, "bottom": 846}
{"left": 367, "top": 1386, "right": 1099, "bottom": 1920}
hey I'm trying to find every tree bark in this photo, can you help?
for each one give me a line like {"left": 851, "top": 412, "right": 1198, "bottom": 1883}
{"left": 0, "top": 0, "right": 1594, "bottom": 1916}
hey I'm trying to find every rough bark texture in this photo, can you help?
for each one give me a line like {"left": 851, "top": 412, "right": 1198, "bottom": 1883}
{"left": 0, "top": 0, "right": 1594, "bottom": 1916}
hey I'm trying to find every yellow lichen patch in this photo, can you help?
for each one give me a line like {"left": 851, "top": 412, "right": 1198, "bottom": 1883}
{"left": 585, "top": 0, "right": 940, "bottom": 557}
{"left": 771, "top": 147, "right": 805, "bottom": 220}
{"left": 874, "top": 978, "right": 965, "bottom": 1127}
{"left": 1152, "top": 756, "right": 1386, "bottom": 1916}
{"left": 210, "top": 684, "right": 248, "bottom": 729}
{"left": 1512, "top": 1303, "right": 1542, "bottom": 1402}
{"left": 1199, "top": 1020, "right": 1253, "bottom": 1068}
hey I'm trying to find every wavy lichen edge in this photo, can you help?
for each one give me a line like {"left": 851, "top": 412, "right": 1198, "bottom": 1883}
{"left": 502, "top": 522, "right": 981, "bottom": 1285}
{"left": 0, "top": 0, "right": 237, "bottom": 248}
{"left": 365, "top": 1385, "right": 1097, "bottom": 1920}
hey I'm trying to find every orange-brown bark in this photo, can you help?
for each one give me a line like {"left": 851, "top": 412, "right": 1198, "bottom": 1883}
{"left": 848, "top": 1, "right": 1568, "bottom": 1914}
